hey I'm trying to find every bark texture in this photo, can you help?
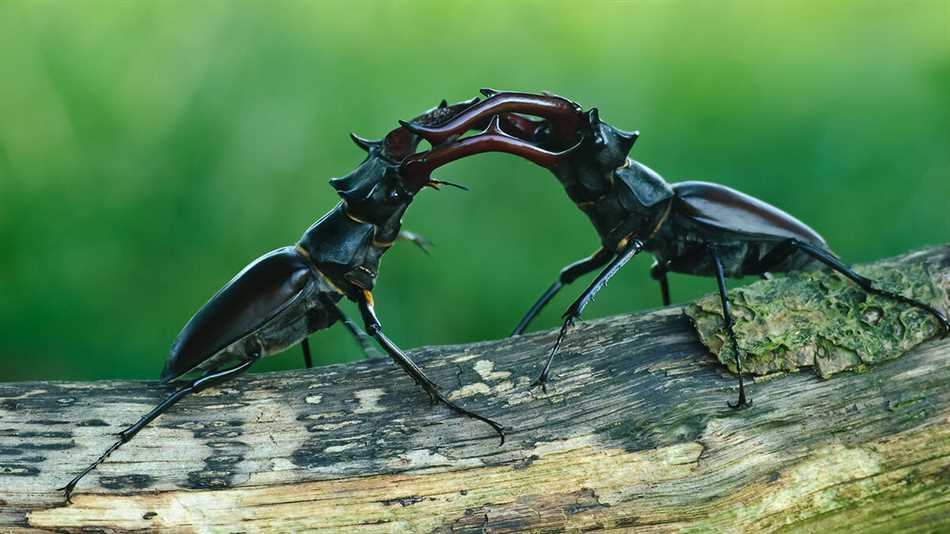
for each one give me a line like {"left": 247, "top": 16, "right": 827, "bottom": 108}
{"left": 1, "top": 246, "right": 949, "bottom": 533}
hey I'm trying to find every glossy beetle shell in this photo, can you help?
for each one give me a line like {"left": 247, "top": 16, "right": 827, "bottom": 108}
{"left": 673, "top": 181, "right": 825, "bottom": 245}
{"left": 163, "top": 247, "right": 317, "bottom": 382}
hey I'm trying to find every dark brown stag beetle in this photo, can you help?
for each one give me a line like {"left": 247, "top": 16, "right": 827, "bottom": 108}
{"left": 61, "top": 99, "right": 505, "bottom": 502}
{"left": 400, "top": 89, "right": 950, "bottom": 405}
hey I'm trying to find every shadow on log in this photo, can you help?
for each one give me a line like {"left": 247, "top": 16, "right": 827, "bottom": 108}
{"left": 1, "top": 246, "right": 949, "bottom": 532}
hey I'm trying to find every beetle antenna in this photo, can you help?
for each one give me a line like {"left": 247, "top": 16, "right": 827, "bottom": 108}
{"left": 428, "top": 179, "right": 470, "bottom": 191}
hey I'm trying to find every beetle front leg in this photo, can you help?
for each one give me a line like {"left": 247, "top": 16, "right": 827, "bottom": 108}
{"left": 709, "top": 248, "right": 752, "bottom": 409}
{"left": 535, "top": 239, "right": 645, "bottom": 391}
{"left": 353, "top": 291, "right": 505, "bottom": 443}
{"left": 511, "top": 247, "right": 613, "bottom": 336}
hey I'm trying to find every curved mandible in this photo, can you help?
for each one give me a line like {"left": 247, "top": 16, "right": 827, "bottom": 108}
{"left": 399, "top": 115, "right": 580, "bottom": 191}
{"left": 366, "top": 97, "right": 484, "bottom": 162}
{"left": 399, "top": 89, "right": 585, "bottom": 147}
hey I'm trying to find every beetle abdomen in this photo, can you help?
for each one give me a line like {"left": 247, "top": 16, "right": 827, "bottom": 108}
{"left": 162, "top": 246, "right": 314, "bottom": 382}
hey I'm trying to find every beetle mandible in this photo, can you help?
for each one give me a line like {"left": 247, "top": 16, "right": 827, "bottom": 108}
{"left": 399, "top": 89, "right": 950, "bottom": 405}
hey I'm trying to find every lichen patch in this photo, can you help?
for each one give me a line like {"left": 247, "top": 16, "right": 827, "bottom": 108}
{"left": 686, "top": 251, "right": 947, "bottom": 378}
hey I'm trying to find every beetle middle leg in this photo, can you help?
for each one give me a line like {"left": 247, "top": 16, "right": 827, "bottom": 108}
{"left": 60, "top": 358, "right": 256, "bottom": 502}
{"left": 650, "top": 260, "right": 671, "bottom": 306}
{"left": 709, "top": 248, "right": 752, "bottom": 409}
{"left": 300, "top": 309, "right": 383, "bottom": 368}
{"left": 351, "top": 291, "right": 506, "bottom": 444}
{"left": 300, "top": 338, "right": 314, "bottom": 368}
{"left": 337, "top": 308, "right": 384, "bottom": 359}
{"left": 534, "top": 239, "right": 645, "bottom": 391}
{"left": 654, "top": 248, "right": 708, "bottom": 307}
{"left": 788, "top": 239, "right": 950, "bottom": 337}
{"left": 511, "top": 247, "right": 613, "bottom": 336}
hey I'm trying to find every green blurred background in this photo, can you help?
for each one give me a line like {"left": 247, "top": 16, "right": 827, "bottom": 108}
{"left": 2, "top": 1, "right": 948, "bottom": 382}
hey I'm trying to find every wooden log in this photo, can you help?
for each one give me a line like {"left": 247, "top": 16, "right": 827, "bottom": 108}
{"left": 1, "top": 245, "right": 949, "bottom": 533}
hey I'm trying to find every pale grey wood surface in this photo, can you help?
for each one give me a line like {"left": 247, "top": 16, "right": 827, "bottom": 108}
{"left": 1, "top": 246, "right": 948, "bottom": 532}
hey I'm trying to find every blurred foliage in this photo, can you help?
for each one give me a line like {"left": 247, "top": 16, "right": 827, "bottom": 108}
{"left": 1, "top": 1, "right": 948, "bottom": 381}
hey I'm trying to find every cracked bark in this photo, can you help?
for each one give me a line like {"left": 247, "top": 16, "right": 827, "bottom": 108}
{"left": 1, "top": 245, "right": 949, "bottom": 533}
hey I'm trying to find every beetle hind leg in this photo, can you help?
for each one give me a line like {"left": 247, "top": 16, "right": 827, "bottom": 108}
{"left": 710, "top": 248, "right": 752, "bottom": 410}
{"left": 790, "top": 240, "right": 950, "bottom": 338}
{"left": 60, "top": 360, "right": 255, "bottom": 502}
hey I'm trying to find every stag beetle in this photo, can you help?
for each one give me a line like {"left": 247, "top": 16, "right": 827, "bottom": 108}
{"left": 61, "top": 99, "right": 505, "bottom": 502}
{"left": 400, "top": 89, "right": 950, "bottom": 405}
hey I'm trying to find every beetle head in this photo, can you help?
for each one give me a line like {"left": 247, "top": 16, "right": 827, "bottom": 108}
{"left": 330, "top": 99, "right": 479, "bottom": 225}
{"left": 537, "top": 104, "right": 640, "bottom": 175}
{"left": 330, "top": 156, "right": 411, "bottom": 223}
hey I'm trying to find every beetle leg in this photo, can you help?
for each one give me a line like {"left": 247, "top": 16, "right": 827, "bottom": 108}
{"left": 60, "top": 359, "right": 255, "bottom": 503}
{"left": 710, "top": 249, "right": 752, "bottom": 410}
{"left": 398, "top": 229, "right": 434, "bottom": 255}
{"left": 353, "top": 291, "right": 506, "bottom": 444}
{"left": 756, "top": 239, "right": 798, "bottom": 272}
{"left": 511, "top": 247, "right": 613, "bottom": 336}
{"left": 308, "top": 308, "right": 397, "bottom": 366}
{"left": 336, "top": 308, "right": 384, "bottom": 360}
{"left": 534, "top": 240, "right": 645, "bottom": 391}
{"left": 301, "top": 338, "right": 313, "bottom": 368}
{"left": 754, "top": 241, "right": 799, "bottom": 281}
{"left": 789, "top": 240, "right": 950, "bottom": 338}
{"left": 649, "top": 260, "right": 672, "bottom": 306}
{"left": 302, "top": 309, "right": 383, "bottom": 365}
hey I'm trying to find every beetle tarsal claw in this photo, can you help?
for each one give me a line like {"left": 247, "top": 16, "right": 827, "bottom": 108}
{"left": 529, "top": 375, "right": 547, "bottom": 393}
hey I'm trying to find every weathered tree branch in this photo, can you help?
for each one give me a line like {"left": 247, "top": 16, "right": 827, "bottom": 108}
{"left": 2, "top": 246, "right": 949, "bottom": 533}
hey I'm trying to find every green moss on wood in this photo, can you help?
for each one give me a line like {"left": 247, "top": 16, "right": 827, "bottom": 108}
{"left": 685, "top": 249, "right": 948, "bottom": 378}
